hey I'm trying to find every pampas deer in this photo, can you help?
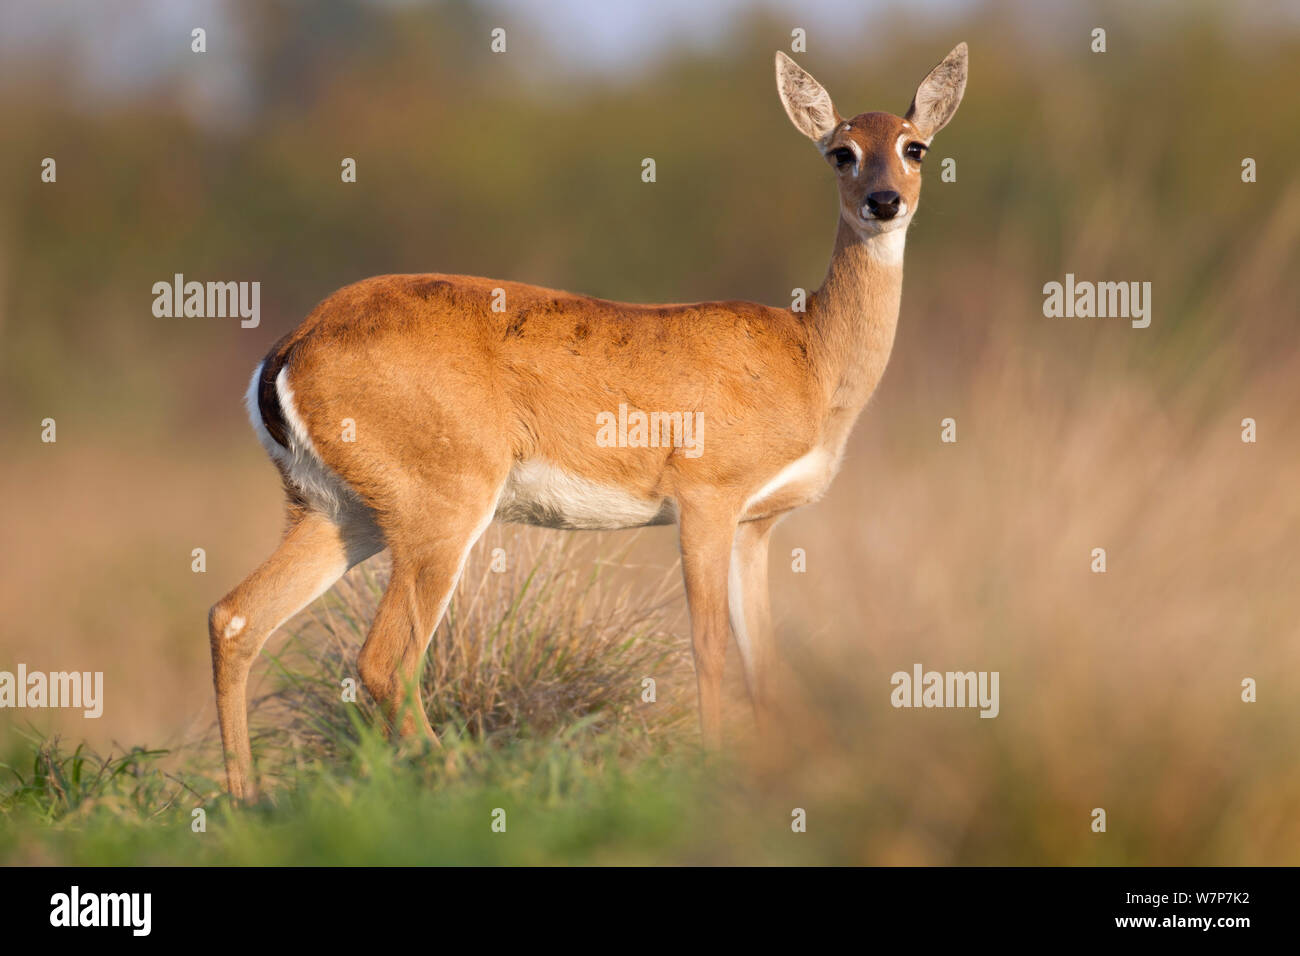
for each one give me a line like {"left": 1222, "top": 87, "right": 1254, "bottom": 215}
{"left": 210, "top": 44, "right": 968, "bottom": 798}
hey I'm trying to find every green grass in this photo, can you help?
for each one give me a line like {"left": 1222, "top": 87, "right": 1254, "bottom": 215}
{"left": 0, "top": 528, "right": 798, "bottom": 866}
{"left": 0, "top": 722, "right": 723, "bottom": 865}
{"left": 4, "top": 517, "right": 1297, "bottom": 866}
{"left": 0, "top": 707, "right": 844, "bottom": 865}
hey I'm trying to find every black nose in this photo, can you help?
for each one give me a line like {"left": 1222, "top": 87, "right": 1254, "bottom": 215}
{"left": 866, "top": 190, "right": 901, "bottom": 219}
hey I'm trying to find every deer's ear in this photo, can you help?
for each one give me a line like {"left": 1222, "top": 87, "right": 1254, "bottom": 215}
{"left": 775, "top": 52, "right": 840, "bottom": 143}
{"left": 905, "top": 42, "right": 968, "bottom": 139}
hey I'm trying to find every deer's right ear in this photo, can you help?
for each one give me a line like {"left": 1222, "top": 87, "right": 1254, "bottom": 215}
{"left": 775, "top": 52, "right": 840, "bottom": 143}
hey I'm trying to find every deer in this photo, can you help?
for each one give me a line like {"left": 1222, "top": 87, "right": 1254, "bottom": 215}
{"left": 209, "top": 44, "right": 968, "bottom": 799}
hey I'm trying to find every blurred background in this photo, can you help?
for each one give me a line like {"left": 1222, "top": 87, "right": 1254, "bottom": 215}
{"left": 1, "top": 0, "right": 1299, "bottom": 863}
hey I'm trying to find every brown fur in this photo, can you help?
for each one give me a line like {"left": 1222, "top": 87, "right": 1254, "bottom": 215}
{"left": 210, "top": 45, "right": 968, "bottom": 799}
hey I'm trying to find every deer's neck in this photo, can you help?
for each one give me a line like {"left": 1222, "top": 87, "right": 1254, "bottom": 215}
{"left": 808, "top": 216, "right": 906, "bottom": 419}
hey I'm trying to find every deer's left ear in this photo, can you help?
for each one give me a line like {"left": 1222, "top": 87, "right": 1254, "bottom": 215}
{"left": 905, "top": 42, "right": 968, "bottom": 140}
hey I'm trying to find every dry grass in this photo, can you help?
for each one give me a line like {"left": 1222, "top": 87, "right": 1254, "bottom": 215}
{"left": 5, "top": 340, "right": 1299, "bottom": 862}
{"left": 740, "top": 330, "right": 1300, "bottom": 864}
{"left": 245, "top": 526, "right": 696, "bottom": 781}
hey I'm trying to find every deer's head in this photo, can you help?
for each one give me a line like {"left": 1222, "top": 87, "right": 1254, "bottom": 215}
{"left": 776, "top": 44, "right": 967, "bottom": 240}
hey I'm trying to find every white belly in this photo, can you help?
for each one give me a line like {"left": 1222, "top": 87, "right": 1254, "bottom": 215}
{"left": 495, "top": 458, "right": 676, "bottom": 531}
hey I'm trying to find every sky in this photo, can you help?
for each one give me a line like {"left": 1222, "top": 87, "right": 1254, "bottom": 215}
{"left": 0, "top": 0, "right": 970, "bottom": 88}
{"left": 1, "top": 0, "right": 1293, "bottom": 117}
{"left": 481, "top": 0, "right": 969, "bottom": 70}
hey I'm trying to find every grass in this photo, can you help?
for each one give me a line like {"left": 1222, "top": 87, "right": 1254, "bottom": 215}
{"left": 4, "top": 378, "right": 1300, "bottom": 868}
{"left": 252, "top": 526, "right": 693, "bottom": 769}
{"left": 0, "top": 726, "right": 720, "bottom": 865}
{"left": 0, "top": 528, "right": 748, "bottom": 866}
{"left": 6, "top": 345, "right": 1300, "bottom": 867}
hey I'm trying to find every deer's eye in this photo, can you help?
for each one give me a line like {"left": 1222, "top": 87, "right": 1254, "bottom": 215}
{"left": 828, "top": 147, "right": 855, "bottom": 170}
{"left": 904, "top": 142, "right": 927, "bottom": 162}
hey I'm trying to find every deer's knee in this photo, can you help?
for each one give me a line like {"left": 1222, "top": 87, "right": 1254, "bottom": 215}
{"left": 209, "top": 598, "right": 254, "bottom": 658}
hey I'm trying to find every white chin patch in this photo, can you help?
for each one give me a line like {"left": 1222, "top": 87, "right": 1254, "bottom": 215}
{"left": 856, "top": 220, "right": 908, "bottom": 264}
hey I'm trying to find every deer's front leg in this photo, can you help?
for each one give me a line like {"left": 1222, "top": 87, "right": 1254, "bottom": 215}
{"left": 678, "top": 499, "right": 739, "bottom": 747}
{"left": 729, "top": 515, "right": 779, "bottom": 734}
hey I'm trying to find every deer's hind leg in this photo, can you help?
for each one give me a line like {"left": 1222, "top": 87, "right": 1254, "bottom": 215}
{"left": 356, "top": 476, "right": 505, "bottom": 743}
{"left": 209, "top": 503, "right": 382, "bottom": 801}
